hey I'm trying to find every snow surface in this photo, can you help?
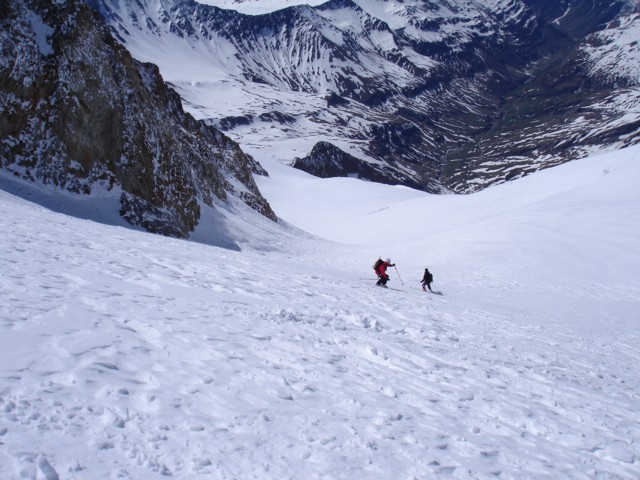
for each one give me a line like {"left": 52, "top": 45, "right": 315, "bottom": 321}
{"left": 25, "top": 9, "right": 54, "bottom": 56}
{"left": 1, "top": 143, "right": 640, "bottom": 478}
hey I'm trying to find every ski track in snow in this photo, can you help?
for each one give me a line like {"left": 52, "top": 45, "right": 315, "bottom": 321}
{"left": 2, "top": 148, "right": 640, "bottom": 478}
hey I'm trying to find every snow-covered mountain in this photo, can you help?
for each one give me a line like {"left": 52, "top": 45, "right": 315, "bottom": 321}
{"left": 91, "top": 0, "right": 640, "bottom": 192}
{"left": 1, "top": 2, "right": 639, "bottom": 477}
{"left": 0, "top": 0, "right": 275, "bottom": 243}
{"left": 1, "top": 139, "right": 639, "bottom": 478}
{"left": 198, "top": 0, "right": 330, "bottom": 15}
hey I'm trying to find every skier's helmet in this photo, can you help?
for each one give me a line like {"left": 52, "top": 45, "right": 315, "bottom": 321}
{"left": 385, "top": 258, "right": 391, "bottom": 263}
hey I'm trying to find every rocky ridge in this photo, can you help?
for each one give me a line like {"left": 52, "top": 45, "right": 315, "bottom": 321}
{"left": 0, "top": 0, "right": 276, "bottom": 241}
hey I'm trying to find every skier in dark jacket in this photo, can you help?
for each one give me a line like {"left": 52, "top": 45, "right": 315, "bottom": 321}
{"left": 421, "top": 268, "right": 433, "bottom": 292}
{"left": 376, "top": 258, "right": 395, "bottom": 287}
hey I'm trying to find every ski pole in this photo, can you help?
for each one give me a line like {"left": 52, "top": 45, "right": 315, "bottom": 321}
{"left": 394, "top": 265, "right": 404, "bottom": 285}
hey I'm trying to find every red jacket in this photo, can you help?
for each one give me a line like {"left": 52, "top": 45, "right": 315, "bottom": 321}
{"left": 377, "top": 261, "right": 394, "bottom": 277}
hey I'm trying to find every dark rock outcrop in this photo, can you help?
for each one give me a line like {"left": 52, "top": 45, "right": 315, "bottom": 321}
{"left": 0, "top": 0, "right": 276, "bottom": 240}
{"left": 292, "top": 141, "right": 423, "bottom": 189}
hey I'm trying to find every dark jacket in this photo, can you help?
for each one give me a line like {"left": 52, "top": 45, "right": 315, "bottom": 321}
{"left": 422, "top": 269, "right": 433, "bottom": 283}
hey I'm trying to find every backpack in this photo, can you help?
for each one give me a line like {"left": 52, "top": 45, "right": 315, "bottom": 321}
{"left": 373, "top": 258, "right": 384, "bottom": 273}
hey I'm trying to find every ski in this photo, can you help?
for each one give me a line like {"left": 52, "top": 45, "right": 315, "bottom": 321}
{"left": 417, "top": 285, "right": 443, "bottom": 295}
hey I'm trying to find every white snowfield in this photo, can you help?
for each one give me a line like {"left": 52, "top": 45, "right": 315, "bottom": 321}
{"left": 1, "top": 145, "right": 640, "bottom": 479}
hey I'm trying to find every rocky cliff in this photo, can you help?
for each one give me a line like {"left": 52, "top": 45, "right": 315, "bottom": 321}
{"left": 0, "top": 0, "right": 276, "bottom": 241}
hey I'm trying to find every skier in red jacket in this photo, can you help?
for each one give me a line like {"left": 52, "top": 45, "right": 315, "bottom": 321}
{"left": 375, "top": 258, "right": 395, "bottom": 287}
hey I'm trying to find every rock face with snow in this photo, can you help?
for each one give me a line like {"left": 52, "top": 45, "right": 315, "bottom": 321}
{"left": 91, "top": 0, "right": 640, "bottom": 193}
{"left": 0, "top": 0, "right": 276, "bottom": 239}
{"left": 291, "top": 141, "right": 423, "bottom": 189}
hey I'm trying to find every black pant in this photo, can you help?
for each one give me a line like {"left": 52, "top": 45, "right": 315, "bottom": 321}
{"left": 377, "top": 275, "right": 389, "bottom": 286}
{"left": 421, "top": 281, "right": 432, "bottom": 291}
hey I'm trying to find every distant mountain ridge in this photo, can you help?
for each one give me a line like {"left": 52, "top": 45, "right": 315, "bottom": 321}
{"left": 0, "top": 0, "right": 276, "bottom": 243}
{"left": 88, "top": 0, "right": 640, "bottom": 193}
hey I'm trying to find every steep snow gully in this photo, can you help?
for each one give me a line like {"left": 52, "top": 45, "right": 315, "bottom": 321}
{"left": 1, "top": 145, "right": 639, "bottom": 478}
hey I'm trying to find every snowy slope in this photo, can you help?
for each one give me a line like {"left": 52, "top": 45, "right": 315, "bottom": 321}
{"left": 1, "top": 145, "right": 639, "bottom": 478}
{"left": 583, "top": 13, "right": 640, "bottom": 85}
